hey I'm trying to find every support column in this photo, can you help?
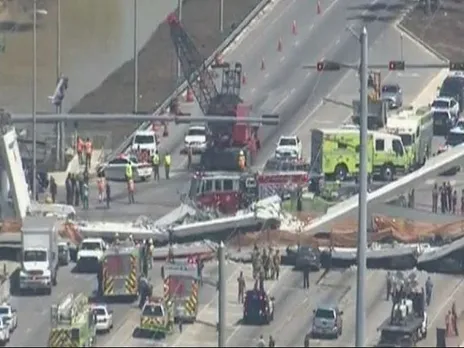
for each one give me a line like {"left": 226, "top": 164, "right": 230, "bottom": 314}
{"left": 0, "top": 164, "right": 10, "bottom": 218}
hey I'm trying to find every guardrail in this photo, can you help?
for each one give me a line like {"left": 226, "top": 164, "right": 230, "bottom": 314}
{"left": 105, "top": 0, "right": 272, "bottom": 162}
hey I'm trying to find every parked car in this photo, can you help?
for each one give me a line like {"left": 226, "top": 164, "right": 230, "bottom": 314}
{"left": 431, "top": 96, "right": 459, "bottom": 118}
{"left": 92, "top": 304, "right": 113, "bottom": 333}
{"left": 0, "top": 304, "right": 17, "bottom": 333}
{"left": 99, "top": 156, "right": 152, "bottom": 182}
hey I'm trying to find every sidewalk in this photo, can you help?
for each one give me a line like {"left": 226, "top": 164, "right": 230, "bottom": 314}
{"left": 49, "top": 149, "right": 103, "bottom": 187}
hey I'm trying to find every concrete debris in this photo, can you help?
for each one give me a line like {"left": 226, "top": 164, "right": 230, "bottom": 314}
{"left": 152, "top": 240, "right": 218, "bottom": 261}
{"left": 28, "top": 202, "right": 76, "bottom": 219}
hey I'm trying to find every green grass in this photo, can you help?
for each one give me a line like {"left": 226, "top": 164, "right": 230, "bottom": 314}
{"left": 282, "top": 195, "right": 336, "bottom": 214}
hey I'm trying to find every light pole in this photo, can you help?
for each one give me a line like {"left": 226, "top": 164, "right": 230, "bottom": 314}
{"left": 400, "top": 33, "right": 404, "bottom": 62}
{"left": 56, "top": 0, "right": 64, "bottom": 167}
{"left": 32, "top": 0, "right": 37, "bottom": 199}
{"left": 219, "top": 0, "right": 224, "bottom": 34}
{"left": 355, "top": 26, "right": 368, "bottom": 348}
{"left": 133, "top": 0, "right": 138, "bottom": 113}
{"left": 177, "top": 0, "right": 183, "bottom": 83}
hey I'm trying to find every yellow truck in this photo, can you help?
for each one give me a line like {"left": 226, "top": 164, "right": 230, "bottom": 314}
{"left": 139, "top": 296, "right": 174, "bottom": 338}
{"left": 48, "top": 293, "right": 96, "bottom": 347}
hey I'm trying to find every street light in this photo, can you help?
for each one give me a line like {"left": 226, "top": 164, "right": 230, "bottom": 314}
{"left": 32, "top": 0, "right": 37, "bottom": 199}
{"left": 133, "top": 0, "right": 138, "bottom": 113}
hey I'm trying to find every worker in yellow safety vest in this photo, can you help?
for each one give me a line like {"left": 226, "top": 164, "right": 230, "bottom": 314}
{"left": 125, "top": 161, "right": 133, "bottom": 182}
{"left": 152, "top": 151, "right": 160, "bottom": 181}
{"left": 164, "top": 153, "right": 171, "bottom": 179}
{"left": 238, "top": 150, "right": 246, "bottom": 171}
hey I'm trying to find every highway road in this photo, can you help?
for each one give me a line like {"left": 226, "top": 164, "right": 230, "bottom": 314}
{"left": 76, "top": 0, "right": 443, "bottom": 223}
{"left": 9, "top": 260, "right": 221, "bottom": 347}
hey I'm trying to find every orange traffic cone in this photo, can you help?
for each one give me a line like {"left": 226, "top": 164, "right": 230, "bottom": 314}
{"left": 317, "top": 0, "right": 321, "bottom": 15}
{"left": 241, "top": 73, "right": 247, "bottom": 85}
{"left": 292, "top": 20, "right": 297, "bottom": 35}
{"left": 261, "top": 58, "right": 265, "bottom": 71}
{"left": 186, "top": 88, "right": 194, "bottom": 102}
{"left": 277, "top": 38, "right": 282, "bottom": 52}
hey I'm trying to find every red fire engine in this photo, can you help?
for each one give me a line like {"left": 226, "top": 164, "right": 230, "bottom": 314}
{"left": 188, "top": 165, "right": 309, "bottom": 214}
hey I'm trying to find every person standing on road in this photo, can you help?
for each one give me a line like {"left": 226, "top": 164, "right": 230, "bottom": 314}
{"left": 65, "top": 173, "right": 72, "bottom": 205}
{"left": 302, "top": 264, "right": 310, "bottom": 289}
{"left": 432, "top": 183, "right": 438, "bottom": 213}
{"left": 128, "top": 179, "right": 135, "bottom": 204}
{"left": 152, "top": 150, "right": 160, "bottom": 181}
{"left": 453, "top": 190, "right": 458, "bottom": 214}
{"left": 76, "top": 136, "right": 84, "bottom": 165}
{"left": 49, "top": 176, "right": 57, "bottom": 203}
{"left": 85, "top": 138, "right": 93, "bottom": 171}
{"left": 237, "top": 271, "right": 246, "bottom": 303}
{"left": 440, "top": 183, "right": 447, "bottom": 213}
{"left": 82, "top": 181, "right": 89, "bottom": 210}
{"left": 164, "top": 152, "right": 172, "bottom": 179}
{"left": 386, "top": 271, "right": 392, "bottom": 301}
{"left": 425, "top": 276, "right": 433, "bottom": 306}
{"left": 447, "top": 181, "right": 453, "bottom": 212}
{"left": 187, "top": 146, "right": 193, "bottom": 170}
{"left": 105, "top": 180, "right": 111, "bottom": 209}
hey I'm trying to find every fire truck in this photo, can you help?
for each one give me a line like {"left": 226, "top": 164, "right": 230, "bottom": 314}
{"left": 139, "top": 296, "right": 174, "bottom": 338}
{"left": 167, "top": 14, "right": 279, "bottom": 171}
{"left": 162, "top": 261, "right": 199, "bottom": 323}
{"left": 188, "top": 165, "right": 309, "bottom": 214}
{"left": 98, "top": 241, "right": 146, "bottom": 302}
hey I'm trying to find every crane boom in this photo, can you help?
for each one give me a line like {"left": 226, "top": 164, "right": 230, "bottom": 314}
{"left": 167, "top": 14, "right": 219, "bottom": 116}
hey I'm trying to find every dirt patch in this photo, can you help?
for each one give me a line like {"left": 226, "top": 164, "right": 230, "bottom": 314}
{"left": 69, "top": 0, "right": 262, "bottom": 147}
{"left": 400, "top": 0, "right": 464, "bottom": 60}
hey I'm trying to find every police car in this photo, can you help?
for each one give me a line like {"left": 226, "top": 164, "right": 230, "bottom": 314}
{"left": 99, "top": 155, "right": 152, "bottom": 182}
{"left": 242, "top": 289, "right": 275, "bottom": 325}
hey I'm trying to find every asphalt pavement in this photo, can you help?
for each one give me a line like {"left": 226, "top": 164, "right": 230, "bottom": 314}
{"left": 76, "top": 0, "right": 441, "bottom": 223}
{"left": 9, "top": 260, "right": 221, "bottom": 347}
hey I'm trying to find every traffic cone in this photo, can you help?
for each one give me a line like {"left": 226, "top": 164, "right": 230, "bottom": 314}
{"left": 241, "top": 73, "right": 247, "bottom": 85}
{"left": 292, "top": 20, "right": 297, "bottom": 35}
{"left": 186, "top": 88, "right": 194, "bottom": 102}
{"left": 277, "top": 38, "right": 282, "bottom": 52}
{"left": 261, "top": 58, "right": 265, "bottom": 71}
{"left": 317, "top": 0, "right": 321, "bottom": 15}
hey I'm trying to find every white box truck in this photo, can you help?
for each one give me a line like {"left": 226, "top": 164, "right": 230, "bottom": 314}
{"left": 19, "top": 217, "right": 59, "bottom": 295}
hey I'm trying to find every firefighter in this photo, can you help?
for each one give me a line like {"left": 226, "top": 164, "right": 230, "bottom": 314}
{"left": 262, "top": 248, "right": 270, "bottom": 280}
{"left": 152, "top": 150, "right": 160, "bottom": 181}
{"left": 238, "top": 150, "right": 246, "bottom": 171}
{"left": 425, "top": 276, "right": 433, "bottom": 306}
{"left": 252, "top": 247, "right": 260, "bottom": 280}
{"left": 164, "top": 152, "right": 172, "bottom": 179}
{"left": 268, "top": 336, "right": 275, "bottom": 347}
{"left": 386, "top": 271, "right": 393, "bottom": 301}
{"left": 76, "top": 136, "right": 84, "bottom": 165}
{"left": 237, "top": 271, "right": 246, "bottom": 303}
{"left": 273, "top": 250, "right": 281, "bottom": 280}
{"left": 85, "top": 138, "right": 92, "bottom": 170}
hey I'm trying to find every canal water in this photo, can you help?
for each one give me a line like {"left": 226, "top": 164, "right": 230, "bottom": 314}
{"left": 0, "top": 0, "right": 177, "bottom": 114}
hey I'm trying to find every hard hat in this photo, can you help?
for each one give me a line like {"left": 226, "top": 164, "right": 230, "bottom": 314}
{"left": 239, "top": 150, "right": 244, "bottom": 156}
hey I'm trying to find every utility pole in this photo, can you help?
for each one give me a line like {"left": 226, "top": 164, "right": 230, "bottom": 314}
{"left": 133, "top": 0, "right": 138, "bottom": 113}
{"left": 218, "top": 241, "right": 226, "bottom": 347}
{"left": 355, "top": 26, "right": 368, "bottom": 348}
{"left": 177, "top": 0, "right": 183, "bottom": 84}
{"left": 400, "top": 33, "right": 404, "bottom": 62}
{"left": 56, "top": 0, "right": 64, "bottom": 168}
{"left": 219, "top": 0, "right": 224, "bottom": 34}
{"left": 32, "top": 0, "right": 37, "bottom": 199}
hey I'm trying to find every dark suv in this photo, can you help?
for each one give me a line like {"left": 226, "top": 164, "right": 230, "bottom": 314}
{"left": 439, "top": 74, "right": 464, "bottom": 112}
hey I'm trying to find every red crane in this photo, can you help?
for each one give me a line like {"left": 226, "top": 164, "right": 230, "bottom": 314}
{"left": 167, "top": 14, "right": 278, "bottom": 171}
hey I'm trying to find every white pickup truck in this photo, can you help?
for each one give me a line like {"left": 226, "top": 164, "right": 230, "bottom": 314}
{"left": 76, "top": 238, "right": 106, "bottom": 273}
{"left": 0, "top": 304, "right": 17, "bottom": 333}
{"left": 0, "top": 317, "right": 10, "bottom": 344}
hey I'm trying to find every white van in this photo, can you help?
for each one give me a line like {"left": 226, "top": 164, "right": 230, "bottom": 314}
{"left": 132, "top": 130, "right": 157, "bottom": 156}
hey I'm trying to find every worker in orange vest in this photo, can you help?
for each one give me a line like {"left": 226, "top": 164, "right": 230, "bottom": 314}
{"left": 76, "top": 137, "right": 84, "bottom": 165}
{"left": 238, "top": 150, "right": 246, "bottom": 171}
{"left": 85, "top": 138, "right": 93, "bottom": 170}
{"left": 97, "top": 175, "right": 105, "bottom": 204}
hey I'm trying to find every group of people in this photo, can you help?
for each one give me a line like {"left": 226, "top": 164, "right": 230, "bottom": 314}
{"left": 251, "top": 245, "right": 281, "bottom": 291}
{"left": 76, "top": 136, "right": 94, "bottom": 171}
{"left": 432, "top": 182, "right": 464, "bottom": 214}
{"left": 385, "top": 272, "right": 433, "bottom": 306}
